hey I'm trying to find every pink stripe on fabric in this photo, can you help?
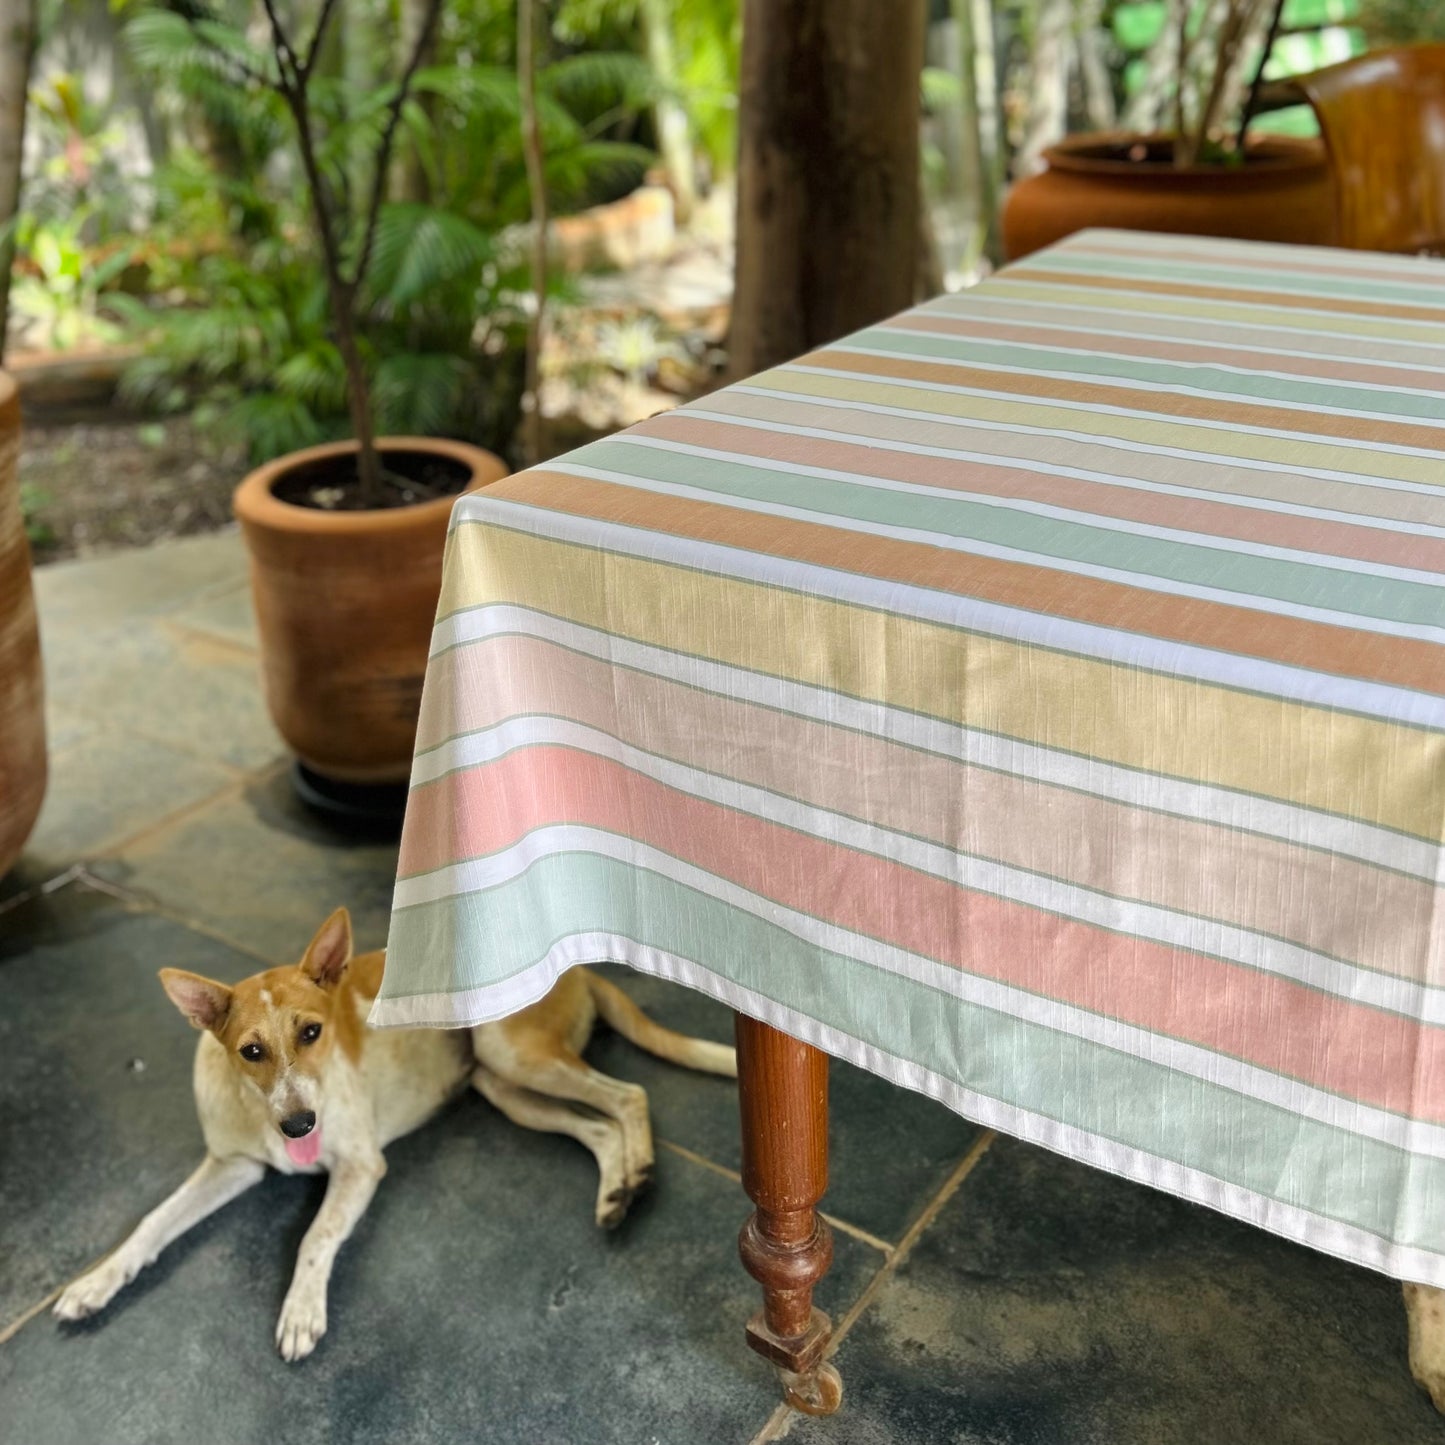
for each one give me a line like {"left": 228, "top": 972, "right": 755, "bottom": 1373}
{"left": 402, "top": 744, "right": 1445, "bottom": 1119}
{"left": 642, "top": 411, "right": 1445, "bottom": 573}
{"left": 891, "top": 312, "right": 1445, "bottom": 396}
{"left": 414, "top": 632, "right": 1442, "bottom": 982}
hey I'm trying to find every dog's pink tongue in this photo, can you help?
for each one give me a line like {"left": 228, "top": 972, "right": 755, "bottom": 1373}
{"left": 285, "top": 1126, "right": 322, "bottom": 1167}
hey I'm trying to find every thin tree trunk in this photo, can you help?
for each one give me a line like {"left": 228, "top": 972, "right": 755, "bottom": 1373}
{"left": 1017, "top": 0, "right": 1071, "bottom": 177}
{"left": 519, "top": 0, "right": 548, "bottom": 466}
{"left": 1075, "top": 0, "right": 1117, "bottom": 131}
{"left": 394, "top": 0, "right": 435, "bottom": 202}
{"left": 730, "top": 0, "right": 926, "bottom": 379}
{"left": 1123, "top": 0, "right": 1185, "bottom": 133}
{"left": 637, "top": 0, "right": 696, "bottom": 224}
{"left": 966, "top": 0, "right": 1004, "bottom": 266}
{"left": 0, "top": 0, "right": 36, "bottom": 362}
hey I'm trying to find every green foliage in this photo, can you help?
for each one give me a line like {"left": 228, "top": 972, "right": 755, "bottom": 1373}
{"left": 9, "top": 212, "right": 132, "bottom": 350}
{"left": 117, "top": 1, "right": 650, "bottom": 466}
{"left": 18, "top": 482, "right": 55, "bottom": 550}
{"left": 1356, "top": 0, "right": 1445, "bottom": 42}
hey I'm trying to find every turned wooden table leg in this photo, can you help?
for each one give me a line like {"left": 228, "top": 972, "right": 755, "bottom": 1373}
{"left": 735, "top": 1013, "right": 842, "bottom": 1415}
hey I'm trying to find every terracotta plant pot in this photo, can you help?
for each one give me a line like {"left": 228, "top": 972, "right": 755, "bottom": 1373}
{"left": 233, "top": 436, "right": 508, "bottom": 785}
{"left": 0, "top": 372, "right": 46, "bottom": 877}
{"left": 1002, "top": 133, "right": 1337, "bottom": 261}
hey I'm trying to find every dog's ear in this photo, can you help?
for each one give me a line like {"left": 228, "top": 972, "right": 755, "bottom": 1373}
{"left": 159, "top": 969, "right": 233, "bottom": 1032}
{"left": 301, "top": 907, "right": 353, "bottom": 989}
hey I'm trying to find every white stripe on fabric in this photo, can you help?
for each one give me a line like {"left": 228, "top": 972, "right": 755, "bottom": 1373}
{"left": 734, "top": 384, "right": 1445, "bottom": 499}
{"left": 837, "top": 336, "right": 1445, "bottom": 427}
{"left": 408, "top": 711, "right": 1445, "bottom": 1013}
{"left": 674, "top": 403, "right": 1445, "bottom": 541}
{"left": 785, "top": 361, "right": 1445, "bottom": 460}
{"left": 1066, "top": 227, "right": 1445, "bottom": 280}
{"left": 870, "top": 323, "right": 1445, "bottom": 405}
{"left": 388, "top": 826, "right": 1445, "bottom": 1161}
{"left": 937, "top": 286, "right": 1445, "bottom": 354}
{"left": 368, "top": 937, "right": 1445, "bottom": 1289}
{"left": 610, "top": 430, "right": 1445, "bottom": 585}
{"left": 427, "top": 606, "right": 1443, "bottom": 881}
{"left": 886, "top": 302, "right": 1445, "bottom": 375}
{"left": 453, "top": 488, "right": 1445, "bottom": 696}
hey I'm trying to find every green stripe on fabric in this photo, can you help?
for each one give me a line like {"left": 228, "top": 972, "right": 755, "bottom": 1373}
{"left": 565, "top": 436, "right": 1443, "bottom": 630}
{"left": 382, "top": 852, "right": 1445, "bottom": 1253}
{"left": 852, "top": 328, "right": 1445, "bottom": 425}
{"left": 418, "top": 626, "right": 1443, "bottom": 885}
{"left": 1024, "top": 252, "right": 1445, "bottom": 309}
{"left": 976, "top": 281, "right": 1442, "bottom": 343}
{"left": 405, "top": 718, "right": 1437, "bottom": 993}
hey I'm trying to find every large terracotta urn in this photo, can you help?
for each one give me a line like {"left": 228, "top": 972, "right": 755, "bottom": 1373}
{"left": 0, "top": 371, "right": 46, "bottom": 877}
{"left": 1002, "top": 133, "right": 1337, "bottom": 261}
{"left": 233, "top": 436, "right": 508, "bottom": 786}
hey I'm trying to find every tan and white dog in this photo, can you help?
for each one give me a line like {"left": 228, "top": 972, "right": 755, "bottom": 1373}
{"left": 54, "top": 908, "right": 735, "bottom": 1360}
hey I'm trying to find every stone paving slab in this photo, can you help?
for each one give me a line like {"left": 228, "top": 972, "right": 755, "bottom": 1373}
{"left": 784, "top": 1137, "right": 1439, "bottom": 1445}
{"left": 4, "top": 531, "right": 1442, "bottom": 1444}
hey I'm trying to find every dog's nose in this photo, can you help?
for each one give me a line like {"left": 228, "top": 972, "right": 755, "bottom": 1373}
{"left": 280, "top": 1110, "right": 316, "bottom": 1139}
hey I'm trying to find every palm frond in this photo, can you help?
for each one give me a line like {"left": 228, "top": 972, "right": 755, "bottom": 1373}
{"left": 373, "top": 352, "right": 474, "bottom": 437}
{"left": 365, "top": 203, "right": 494, "bottom": 307}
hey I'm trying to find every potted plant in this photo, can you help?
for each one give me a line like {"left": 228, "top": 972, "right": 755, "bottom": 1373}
{"left": 125, "top": 0, "right": 513, "bottom": 809}
{"left": 0, "top": 371, "right": 46, "bottom": 876}
{"left": 1002, "top": 0, "right": 1336, "bottom": 259}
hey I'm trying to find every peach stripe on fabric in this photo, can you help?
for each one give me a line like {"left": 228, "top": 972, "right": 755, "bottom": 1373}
{"left": 413, "top": 632, "right": 1444, "bottom": 983}
{"left": 499, "top": 469, "right": 1445, "bottom": 697}
{"left": 402, "top": 745, "right": 1445, "bottom": 1120}
{"left": 640, "top": 411, "right": 1445, "bottom": 572}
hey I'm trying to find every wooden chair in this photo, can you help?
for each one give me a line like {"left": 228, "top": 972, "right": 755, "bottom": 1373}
{"left": 1260, "top": 45, "right": 1445, "bottom": 254}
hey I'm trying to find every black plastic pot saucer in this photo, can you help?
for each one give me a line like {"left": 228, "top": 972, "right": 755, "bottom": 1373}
{"left": 290, "top": 761, "right": 409, "bottom": 834}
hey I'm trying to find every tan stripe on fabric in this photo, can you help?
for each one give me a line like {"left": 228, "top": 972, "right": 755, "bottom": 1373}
{"left": 1011, "top": 267, "right": 1445, "bottom": 324}
{"left": 438, "top": 514, "right": 1445, "bottom": 838}
{"left": 478, "top": 470, "right": 1445, "bottom": 699}
{"left": 697, "top": 390, "right": 1445, "bottom": 528}
{"left": 758, "top": 367, "right": 1445, "bottom": 487}
{"left": 419, "top": 631, "right": 1445, "bottom": 983}
{"left": 806, "top": 348, "right": 1445, "bottom": 455}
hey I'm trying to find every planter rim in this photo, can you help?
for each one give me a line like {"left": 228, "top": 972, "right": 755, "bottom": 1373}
{"left": 1041, "top": 131, "right": 1328, "bottom": 182}
{"left": 233, "top": 435, "right": 508, "bottom": 537}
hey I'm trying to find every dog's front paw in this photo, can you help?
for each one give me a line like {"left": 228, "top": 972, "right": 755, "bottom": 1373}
{"left": 276, "top": 1284, "right": 328, "bottom": 1362}
{"left": 54, "top": 1259, "right": 130, "bottom": 1322}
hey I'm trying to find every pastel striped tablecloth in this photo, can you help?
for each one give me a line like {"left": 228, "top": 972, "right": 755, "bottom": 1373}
{"left": 373, "top": 228, "right": 1445, "bottom": 1286}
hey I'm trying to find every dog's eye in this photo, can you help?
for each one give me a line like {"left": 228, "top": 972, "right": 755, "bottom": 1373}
{"left": 298, "top": 1022, "right": 322, "bottom": 1045}
{"left": 239, "top": 1042, "right": 265, "bottom": 1062}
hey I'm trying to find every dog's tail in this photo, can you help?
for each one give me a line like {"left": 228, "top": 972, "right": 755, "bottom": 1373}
{"left": 587, "top": 974, "right": 737, "bottom": 1078}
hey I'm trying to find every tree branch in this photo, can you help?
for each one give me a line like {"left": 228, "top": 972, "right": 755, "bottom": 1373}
{"left": 299, "top": 0, "right": 342, "bottom": 82}
{"left": 258, "top": 0, "right": 299, "bottom": 90}
{"left": 347, "top": 0, "right": 445, "bottom": 293}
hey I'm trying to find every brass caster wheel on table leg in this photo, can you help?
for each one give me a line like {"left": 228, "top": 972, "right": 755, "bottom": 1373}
{"left": 779, "top": 1361, "right": 843, "bottom": 1416}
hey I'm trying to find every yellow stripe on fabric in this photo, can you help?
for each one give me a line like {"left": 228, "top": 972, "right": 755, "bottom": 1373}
{"left": 436, "top": 522, "right": 1445, "bottom": 840}
{"left": 985, "top": 279, "right": 1445, "bottom": 344}
{"left": 757, "top": 368, "right": 1445, "bottom": 488}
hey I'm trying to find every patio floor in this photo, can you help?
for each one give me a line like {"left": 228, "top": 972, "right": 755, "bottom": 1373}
{"left": 1, "top": 531, "right": 1441, "bottom": 1444}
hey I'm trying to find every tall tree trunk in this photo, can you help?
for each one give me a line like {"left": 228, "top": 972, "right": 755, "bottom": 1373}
{"left": 965, "top": 0, "right": 1004, "bottom": 266}
{"left": 730, "top": 0, "right": 926, "bottom": 379}
{"left": 1075, "top": 0, "right": 1117, "bottom": 132}
{"left": 519, "top": 0, "right": 548, "bottom": 467}
{"left": 0, "top": 0, "right": 36, "bottom": 362}
{"left": 394, "top": 0, "right": 436, "bottom": 202}
{"left": 637, "top": 0, "right": 696, "bottom": 223}
{"left": 1017, "top": 0, "right": 1071, "bottom": 177}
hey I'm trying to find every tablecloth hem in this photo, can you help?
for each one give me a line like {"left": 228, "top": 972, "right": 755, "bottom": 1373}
{"left": 369, "top": 931, "right": 1445, "bottom": 1290}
